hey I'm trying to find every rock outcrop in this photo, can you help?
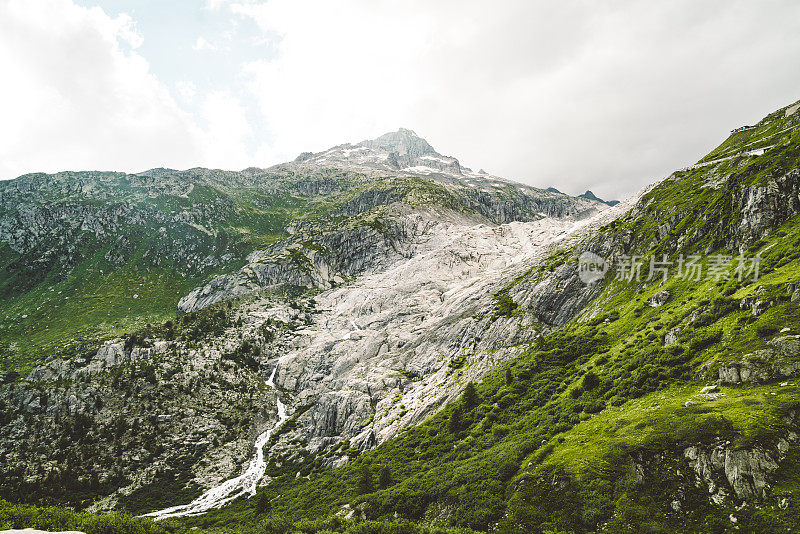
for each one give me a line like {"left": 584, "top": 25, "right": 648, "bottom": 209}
{"left": 716, "top": 335, "right": 800, "bottom": 384}
{"left": 684, "top": 435, "right": 796, "bottom": 502}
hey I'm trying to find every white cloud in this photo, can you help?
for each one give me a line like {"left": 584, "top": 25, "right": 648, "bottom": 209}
{"left": 199, "top": 90, "right": 253, "bottom": 169}
{"left": 176, "top": 81, "right": 198, "bottom": 103}
{"left": 2, "top": 0, "right": 800, "bottom": 198}
{"left": 229, "top": 0, "right": 800, "bottom": 198}
{"left": 235, "top": 0, "right": 435, "bottom": 164}
{"left": 203, "top": 0, "right": 234, "bottom": 10}
{"left": 192, "top": 36, "right": 218, "bottom": 51}
{"left": 0, "top": 0, "right": 212, "bottom": 178}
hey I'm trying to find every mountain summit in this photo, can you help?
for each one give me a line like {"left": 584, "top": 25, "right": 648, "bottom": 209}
{"left": 292, "top": 128, "right": 475, "bottom": 182}
{"left": 579, "top": 189, "right": 619, "bottom": 206}
{"left": 359, "top": 128, "right": 436, "bottom": 157}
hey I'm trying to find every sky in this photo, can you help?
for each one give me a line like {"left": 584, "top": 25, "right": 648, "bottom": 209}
{"left": 1, "top": 1, "right": 800, "bottom": 199}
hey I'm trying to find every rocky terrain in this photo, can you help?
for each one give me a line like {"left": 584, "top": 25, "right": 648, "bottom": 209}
{"left": 0, "top": 129, "right": 608, "bottom": 513}
{"left": 2, "top": 100, "right": 800, "bottom": 533}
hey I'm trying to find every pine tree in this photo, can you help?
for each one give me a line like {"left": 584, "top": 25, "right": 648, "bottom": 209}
{"left": 255, "top": 491, "right": 271, "bottom": 514}
{"left": 505, "top": 368, "right": 513, "bottom": 385}
{"left": 463, "top": 382, "right": 478, "bottom": 409}
{"left": 357, "top": 463, "right": 374, "bottom": 494}
{"left": 449, "top": 405, "right": 463, "bottom": 433}
{"left": 378, "top": 465, "right": 393, "bottom": 489}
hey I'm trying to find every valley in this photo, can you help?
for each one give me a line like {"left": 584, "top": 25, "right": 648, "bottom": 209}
{"left": 2, "top": 99, "right": 800, "bottom": 533}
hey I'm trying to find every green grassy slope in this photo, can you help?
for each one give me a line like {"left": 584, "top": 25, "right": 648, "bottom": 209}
{"left": 0, "top": 184, "right": 300, "bottom": 374}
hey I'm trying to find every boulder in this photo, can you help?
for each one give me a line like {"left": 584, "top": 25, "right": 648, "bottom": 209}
{"left": 647, "top": 290, "right": 671, "bottom": 307}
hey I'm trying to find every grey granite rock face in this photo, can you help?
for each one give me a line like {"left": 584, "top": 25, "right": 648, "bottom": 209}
{"left": 715, "top": 336, "right": 800, "bottom": 384}
{"left": 664, "top": 327, "right": 682, "bottom": 345}
{"left": 3, "top": 330, "right": 279, "bottom": 511}
{"left": 257, "top": 202, "right": 630, "bottom": 459}
{"left": 684, "top": 441, "right": 786, "bottom": 501}
{"left": 177, "top": 207, "right": 443, "bottom": 314}
{"left": 630, "top": 427, "right": 797, "bottom": 510}
{"left": 737, "top": 171, "right": 800, "bottom": 243}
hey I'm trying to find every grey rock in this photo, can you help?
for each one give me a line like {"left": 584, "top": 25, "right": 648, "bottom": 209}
{"left": 717, "top": 339, "right": 800, "bottom": 384}
{"left": 647, "top": 290, "right": 671, "bottom": 307}
{"left": 664, "top": 327, "right": 682, "bottom": 345}
{"left": 684, "top": 442, "right": 780, "bottom": 501}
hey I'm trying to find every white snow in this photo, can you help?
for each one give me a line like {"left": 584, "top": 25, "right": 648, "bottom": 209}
{"left": 679, "top": 145, "right": 774, "bottom": 172}
{"left": 401, "top": 165, "right": 438, "bottom": 175}
{"left": 419, "top": 155, "right": 454, "bottom": 164}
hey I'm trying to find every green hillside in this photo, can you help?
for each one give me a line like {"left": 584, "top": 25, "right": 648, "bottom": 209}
{"left": 0, "top": 169, "right": 544, "bottom": 374}
{"left": 3, "top": 100, "right": 800, "bottom": 534}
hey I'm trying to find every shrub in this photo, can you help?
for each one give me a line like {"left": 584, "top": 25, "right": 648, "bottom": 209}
{"left": 756, "top": 324, "right": 779, "bottom": 338}
{"left": 449, "top": 406, "right": 463, "bottom": 433}
{"left": 378, "top": 466, "right": 393, "bottom": 489}
{"left": 255, "top": 491, "right": 272, "bottom": 514}
{"left": 689, "top": 329, "right": 723, "bottom": 352}
{"left": 356, "top": 464, "right": 374, "bottom": 495}
{"left": 582, "top": 371, "right": 600, "bottom": 391}
{"left": 494, "top": 291, "right": 518, "bottom": 318}
{"left": 463, "top": 382, "right": 478, "bottom": 409}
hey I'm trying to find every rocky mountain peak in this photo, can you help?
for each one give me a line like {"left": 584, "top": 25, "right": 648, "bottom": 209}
{"left": 287, "top": 127, "right": 473, "bottom": 181}
{"left": 357, "top": 128, "right": 437, "bottom": 158}
{"left": 579, "top": 189, "right": 619, "bottom": 206}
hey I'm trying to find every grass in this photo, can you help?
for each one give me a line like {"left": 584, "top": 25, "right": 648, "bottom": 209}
{"left": 531, "top": 382, "right": 799, "bottom": 480}
{"left": 0, "top": 260, "right": 198, "bottom": 374}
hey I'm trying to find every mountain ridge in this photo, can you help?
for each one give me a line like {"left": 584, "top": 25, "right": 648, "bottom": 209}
{"left": 2, "top": 99, "right": 800, "bottom": 533}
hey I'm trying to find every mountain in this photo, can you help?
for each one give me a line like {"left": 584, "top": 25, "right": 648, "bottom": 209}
{"left": 2, "top": 98, "right": 800, "bottom": 534}
{"left": 0, "top": 133, "right": 602, "bottom": 374}
{"left": 0, "top": 129, "right": 604, "bottom": 515}
{"left": 579, "top": 189, "right": 620, "bottom": 206}
{"left": 294, "top": 127, "right": 491, "bottom": 187}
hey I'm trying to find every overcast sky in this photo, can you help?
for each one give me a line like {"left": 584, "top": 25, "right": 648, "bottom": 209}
{"left": 1, "top": 0, "right": 799, "bottom": 199}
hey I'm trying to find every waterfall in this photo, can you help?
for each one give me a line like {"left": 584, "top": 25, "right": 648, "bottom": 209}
{"left": 144, "top": 366, "right": 288, "bottom": 520}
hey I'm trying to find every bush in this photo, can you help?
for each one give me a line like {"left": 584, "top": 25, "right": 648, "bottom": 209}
{"left": 494, "top": 291, "right": 518, "bottom": 318}
{"left": 449, "top": 406, "right": 463, "bottom": 433}
{"left": 463, "top": 383, "right": 478, "bottom": 409}
{"left": 0, "top": 501, "right": 165, "bottom": 534}
{"left": 255, "top": 491, "right": 272, "bottom": 514}
{"left": 756, "top": 324, "right": 779, "bottom": 338}
{"left": 357, "top": 464, "right": 374, "bottom": 495}
{"left": 582, "top": 371, "right": 600, "bottom": 391}
{"left": 689, "top": 329, "right": 723, "bottom": 352}
{"left": 378, "top": 466, "right": 393, "bottom": 489}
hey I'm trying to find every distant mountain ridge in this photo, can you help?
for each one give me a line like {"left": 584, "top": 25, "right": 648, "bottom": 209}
{"left": 289, "top": 128, "right": 564, "bottom": 195}
{"left": 548, "top": 186, "right": 619, "bottom": 206}
{"left": 579, "top": 189, "right": 619, "bottom": 206}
